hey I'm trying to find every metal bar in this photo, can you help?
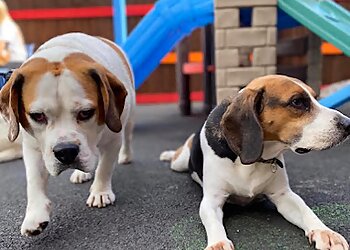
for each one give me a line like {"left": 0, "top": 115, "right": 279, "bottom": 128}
{"left": 113, "top": 0, "right": 127, "bottom": 45}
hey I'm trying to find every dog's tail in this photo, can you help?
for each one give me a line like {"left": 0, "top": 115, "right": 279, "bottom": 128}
{"left": 160, "top": 133, "right": 194, "bottom": 172}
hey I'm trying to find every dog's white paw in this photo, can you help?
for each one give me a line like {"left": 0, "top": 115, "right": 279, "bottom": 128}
{"left": 308, "top": 229, "right": 349, "bottom": 250}
{"left": 118, "top": 146, "right": 133, "bottom": 165}
{"left": 70, "top": 170, "right": 93, "bottom": 184}
{"left": 86, "top": 189, "right": 115, "bottom": 208}
{"left": 21, "top": 200, "right": 51, "bottom": 236}
{"left": 205, "top": 239, "right": 235, "bottom": 250}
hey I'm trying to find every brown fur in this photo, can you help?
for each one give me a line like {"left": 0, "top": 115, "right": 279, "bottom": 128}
{"left": 0, "top": 58, "right": 56, "bottom": 140}
{"left": 219, "top": 75, "right": 318, "bottom": 161}
{"left": 172, "top": 135, "right": 194, "bottom": 162}
{"left": 0, "top": 51, "right": 129, "bottom": 141}
{"left": 221, "top": 89, "right": 264, "bottom": 164}
{"left": 173, "top": 146, "right": 183, "bottom": 161}
{"left": 246, "top": 75, "right": 317, "bottom": 143}
{"left": 63, "top": 52, "right": 128, "bottom": 132}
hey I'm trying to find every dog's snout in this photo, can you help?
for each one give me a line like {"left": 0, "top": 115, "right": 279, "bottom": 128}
{"left": 53, "top": 143, "right": 79, "bottom": 165}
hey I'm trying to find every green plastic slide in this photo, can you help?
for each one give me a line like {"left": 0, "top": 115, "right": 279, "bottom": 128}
{"left": 278, "top": 0, "right": 350, "bottom": 56}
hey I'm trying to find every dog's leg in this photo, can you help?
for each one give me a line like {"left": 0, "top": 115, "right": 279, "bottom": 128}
{"left": 70, "top": 170, "right": 93, "bottom": 184}
{"left": 118, "top": 114, "right": 134, "bottom": 165}
{"left": 200, "top": 193, "right": 234, "bottom": 250}
{"left": 86, "top": 139, "right": 121, "bottom": 208}
{"left": 268, "top": 189, "right": 349, "bottom": 250}
{"left": 21, "top": 144, "right": 51, "bottom": 236}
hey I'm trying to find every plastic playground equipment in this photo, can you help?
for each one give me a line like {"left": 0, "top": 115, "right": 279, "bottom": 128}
{"left": 115, "top": 0, "right": 350, "bottom": 109}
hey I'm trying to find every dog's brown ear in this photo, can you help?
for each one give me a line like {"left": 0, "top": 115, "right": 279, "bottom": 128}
{"left": 221, "top": 89, "right": 264, "bottom": 164}
{"left": 0, "top": 72, "right": 25, "bottom": 141}
{"left": 89, "top": 68, "right": 128, "bottom": 133}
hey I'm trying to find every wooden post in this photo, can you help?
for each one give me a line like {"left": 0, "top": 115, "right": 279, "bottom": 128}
{"left": 307, "top": 32, "right": 322, "bottom": 96}
{"left": 175, "top": 37, "right": 191, "bottom": 116}
{"left": 202, "top": 24, "right": 216, "bottom": 115}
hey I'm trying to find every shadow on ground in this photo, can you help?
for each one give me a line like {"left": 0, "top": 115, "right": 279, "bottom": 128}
{"left": 0, "top": 103, "right": 349, "bottom": 250}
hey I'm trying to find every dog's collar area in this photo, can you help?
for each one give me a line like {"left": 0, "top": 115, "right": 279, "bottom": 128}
{"left": 259, "top": 158, "right": 284, "bottom": 169}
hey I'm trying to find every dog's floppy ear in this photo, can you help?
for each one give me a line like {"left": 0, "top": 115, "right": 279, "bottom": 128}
{"left": 0, "top": 71, "right": 25, "bottom": 141}
{"left": 221, "top": 89, "right": 264, "bottom": 164}
{"left": 89, "top": 68, "right": 128, "bottom": 133}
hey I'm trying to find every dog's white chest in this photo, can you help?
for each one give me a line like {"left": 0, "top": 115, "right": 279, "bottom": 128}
{"left": 219, "top": 160, "right": 278, "bottom": 198}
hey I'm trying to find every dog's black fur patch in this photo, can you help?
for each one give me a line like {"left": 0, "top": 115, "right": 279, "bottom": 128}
{"left": 189, "top": 100, "right": 238, "bottom": 180}
{"left": 188, "top": 130, "right": 204, "bottom": 179}
{"left": 205, "top": 100, "right": 238, "bottom": 162}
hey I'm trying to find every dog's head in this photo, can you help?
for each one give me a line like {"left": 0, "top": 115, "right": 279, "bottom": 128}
{"left": 221, "top": 75, "right": 350, "bottom": 164}
{"left": 0, "top": 53, "right": 128, "bottom": 175}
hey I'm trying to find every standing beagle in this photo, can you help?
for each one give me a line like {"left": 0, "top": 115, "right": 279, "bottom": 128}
{"left": 161, "top": 75, "right": 350, "bottom": 250}
{"left": 0, "top": 33, "right": 135, "bottom": 236}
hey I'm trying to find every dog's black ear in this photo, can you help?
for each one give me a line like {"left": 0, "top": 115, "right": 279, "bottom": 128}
{"left": 221, "top": 89, "right": 264, "bottom": 164}
{"left": 89, "top": 68, "right": 128, "bottom": 133}
{"left": 0, "top": 72, "right": 25, "bottom": 142}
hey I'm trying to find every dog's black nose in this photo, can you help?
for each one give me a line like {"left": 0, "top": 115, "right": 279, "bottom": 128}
{"left": 338, "top": 116, "right": 350, "bottom": 136}
{"left": 53, "top": 143, "right": 79, "bottom": 165}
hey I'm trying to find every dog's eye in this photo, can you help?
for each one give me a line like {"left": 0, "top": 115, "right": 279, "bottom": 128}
{"left": 290, "top": 97, "right": 310, "bottom": 110}
{"left": 77, "top": 109, "right": 95, "bottom": 121}
{"left": 29, "top": 112, "right": 47, "bottom": 124}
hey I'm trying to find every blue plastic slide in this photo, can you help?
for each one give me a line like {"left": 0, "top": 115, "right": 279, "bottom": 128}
{"left": 122, "top": 0, "right": 213, "bottom": 88}
{"left": 122, "top": 0, "right": 350, "bottom": 108}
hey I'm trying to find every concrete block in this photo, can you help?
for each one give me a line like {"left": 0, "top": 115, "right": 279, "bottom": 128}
{"left": 226, "top": 28, "right": 267, "bottom": 47}
{"left": 215, "top": 8, "right": 239, "bottom": 29}
{"left": 252, "top": 7, "right": 277, "bottom": 26}
{"left": 216, "top": 49, "right": 239, "bottom": 68}
{"left": 265, "top": 66, "right": 276, "bottom": 75}
{"left": 252, "top": 47, "right": 276, "bottom": 66}
{"left": 267, "top": 27, "right": 277, "bottom": 45}
{"left": 216, "top": 69, "right": 226, "bottom": 87}
{"left": 226, "top": 67, "right": 265, "bottom": 86}
{"left": 216, "top": 87, "right": 240, "bottom": 103}
{"left": 215, "top": 30, "right": 225, "bottom": 49}
{"left": 215, "top": 0, "right": 277, "bottom": 8}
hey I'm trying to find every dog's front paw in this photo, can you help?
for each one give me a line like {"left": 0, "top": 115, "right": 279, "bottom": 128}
{"left": 308, "top": 229, "right": 349, "bottom": 250}
{"left": 21, "top": 201, "right": 51, "bottom": 236}
{"left": 86, "top": 189, "right": 115, "bottom": 208}
{"left": 70, "top": 170, "right": 93, "bottom": 184}
{"left": 205, "top": 239, "right": 235, "bottom": 250}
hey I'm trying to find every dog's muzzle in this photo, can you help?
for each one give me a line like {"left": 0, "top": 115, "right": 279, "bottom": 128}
{"left": 53, "top": 143, "right": 80, "bottom": 165}
{"left": 337, "top": 116, "right": 350, "bottom": 137}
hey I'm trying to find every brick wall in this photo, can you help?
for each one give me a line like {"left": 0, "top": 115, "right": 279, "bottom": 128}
{"left": 215, "top": 0, "right": 277, "bottom": 102}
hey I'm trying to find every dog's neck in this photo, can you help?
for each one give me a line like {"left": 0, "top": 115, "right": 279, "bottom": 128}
{"left": 261, "top": 141, "right": 288, "bottom": 160}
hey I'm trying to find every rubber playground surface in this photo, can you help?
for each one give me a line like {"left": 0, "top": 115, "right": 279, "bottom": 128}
{"left": 0, "top": 103, "right": 349, "bottom": 250}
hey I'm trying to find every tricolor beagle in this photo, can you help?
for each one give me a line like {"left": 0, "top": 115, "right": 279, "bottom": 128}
{"left": 161, "top": 75, "right": 350, "bottom": 250}
{"left": 0, "top": 33, "right": 135, "bottom": 236}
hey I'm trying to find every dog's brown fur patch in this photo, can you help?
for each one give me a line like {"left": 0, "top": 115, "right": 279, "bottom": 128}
{"left": 246, "top": 75, "right": 317, "bottom": 143}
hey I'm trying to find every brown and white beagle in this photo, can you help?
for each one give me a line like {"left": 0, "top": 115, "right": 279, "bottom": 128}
{"left": 0, "top": 32, "right": 135, "bottom": 236}
{"left": 161, "top": 75, "right": 350, "bottom": 250}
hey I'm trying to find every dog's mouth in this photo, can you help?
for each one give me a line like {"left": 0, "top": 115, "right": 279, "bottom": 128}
{"left": 295, "top": 148, "right": 311, "bottom": 154}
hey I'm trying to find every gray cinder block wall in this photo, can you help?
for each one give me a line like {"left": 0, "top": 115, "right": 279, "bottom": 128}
{"left": 215, "top": 0, "right": 278, "bottom": 102}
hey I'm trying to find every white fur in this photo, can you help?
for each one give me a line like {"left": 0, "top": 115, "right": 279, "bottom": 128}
{"left": 163, "top": 80, "right": 350, "bottom": 250}
{"left": 290, "top": 79, "right": 349, "bottom": 152}
{"left": 2, "top": 33, "right": 136, "bottom": 236}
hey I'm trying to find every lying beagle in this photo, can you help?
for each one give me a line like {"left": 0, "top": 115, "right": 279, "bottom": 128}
{"left": 0, "top": 33, "right": 135, "bottom": 236}
{"left": 161, "top": 75, "right": 350, "bottom": 250}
